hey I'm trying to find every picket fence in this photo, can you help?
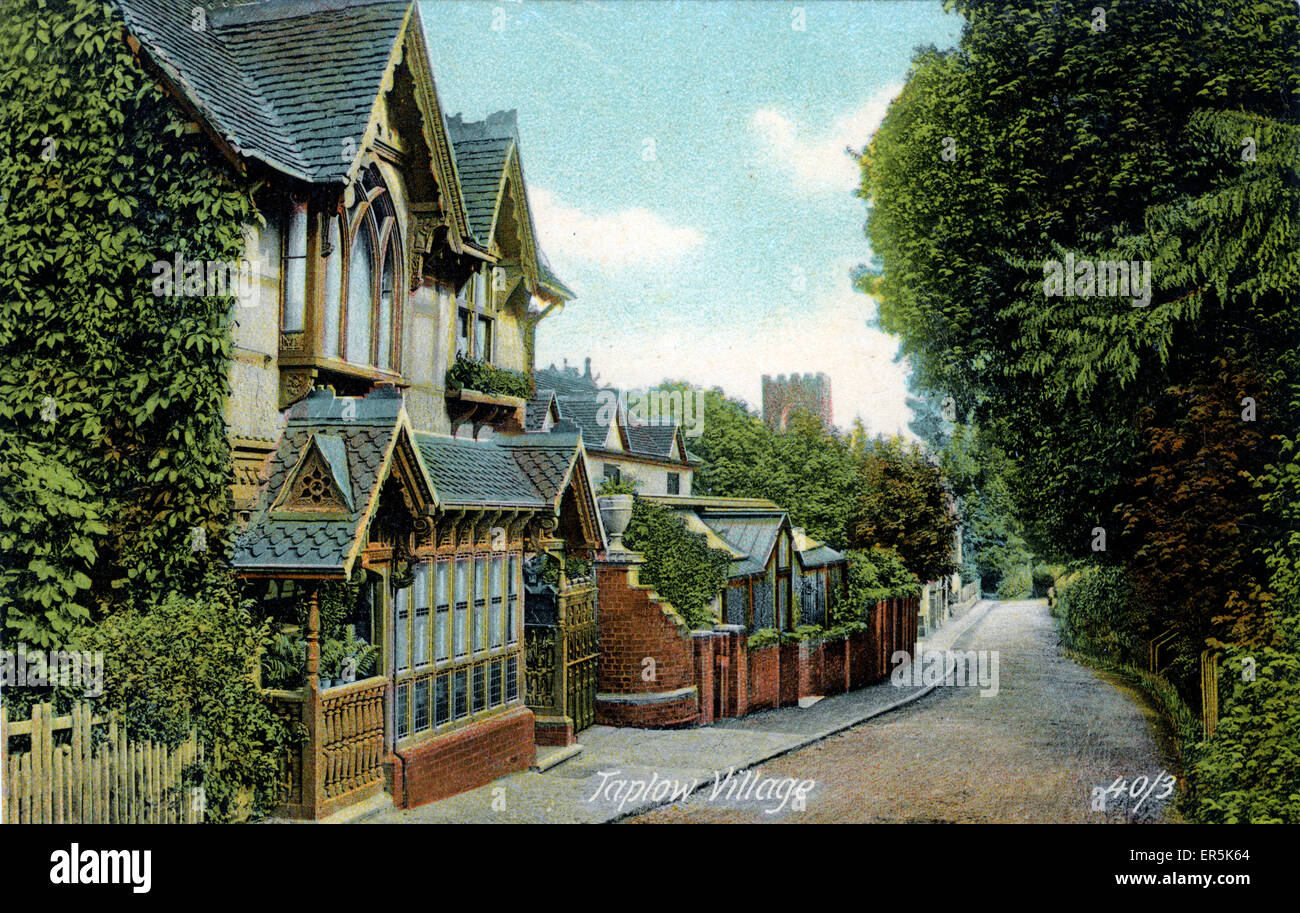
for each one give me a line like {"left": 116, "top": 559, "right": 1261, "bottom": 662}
{"left": 1, "top": 701, "right": 202, "bottom": 824}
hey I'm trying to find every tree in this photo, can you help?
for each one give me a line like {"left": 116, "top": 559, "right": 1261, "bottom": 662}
{"left": 858, "top": 0, "right": 1300, "bottom": 561}
{"left": 851, "top": 436, "right": 957, "bottom": 582}
{"left": 0, "top": 0, "right": 256, "bottom": 644}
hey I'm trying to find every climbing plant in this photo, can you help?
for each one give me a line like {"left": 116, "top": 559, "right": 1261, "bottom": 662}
{"left": 623, "top": 498, "right": 731, "bottom": 630}
{"left": 0, "top": 0, "right": 258, "bottom": 645}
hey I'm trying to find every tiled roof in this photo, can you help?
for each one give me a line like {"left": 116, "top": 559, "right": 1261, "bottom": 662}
{"left": 729, "top": 556, "right": 768, "bottom": 578}
{"left": 415, "top": 434, "right": 547, "bottom": 509}
{"left": 496, "top": 432, "right": 583, "bottom": 508}
{"left": 797, "top": 545, "right": 845, "bottom": 569}
{"left": 446, "top": 110, "right": 571, "bottom": 295}
{"left": 535, "top": 366, "right": 600, "bottom": 397}
{"left": 116, "top": 0, "right": 412, "bottom": 183}
{"left": 448, "top": 135, "right": 512, "bottom": 243}
{"left": 232, "top": 387, "right": 405, "bottom": 574}
{"left": 626, "top": 422, "right": 678, "bottom": 459}
{"left": 700, "top": 515, "right": 785, "bottom": 571}
{"left": 525, "top": 391, "right": 559, "bottom": 432}
{"left": 552, "top": 395, "right": 614, "bottom": 444}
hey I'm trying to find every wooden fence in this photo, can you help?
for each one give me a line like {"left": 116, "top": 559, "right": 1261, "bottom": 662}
{"left": 1, "top": 701, "right": 202, "bottom": 824}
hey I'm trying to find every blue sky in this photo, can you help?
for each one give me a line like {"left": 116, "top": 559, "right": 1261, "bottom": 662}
{"left": 420, "top": 0, "right": 963, "bottom": 435}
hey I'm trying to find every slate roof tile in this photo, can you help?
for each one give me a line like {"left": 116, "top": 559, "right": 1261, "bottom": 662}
{"left": 116, "top": 0, "right": 411, "bottom": 183}
{"left": 414, "top": 434, "right": 547, "bottom": 509}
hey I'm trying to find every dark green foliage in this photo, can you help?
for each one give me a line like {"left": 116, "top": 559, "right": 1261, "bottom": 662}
{"left": 687, "top": 386, "right": 958, "bottom": 583}
{"left": 79, "top": 582, "right": 297, "bottom": 822}
{"left": 623, "top": 498, "right": 731, "bottom": 630}
{"left": 537, "top": 552, "right": 594, "bottom": 586}
{"left": 0, "top": 0, "right": 257, "bottom": 644}
{"left": 1030, "top": 565, "right": 1058, "bottom": 599}
{"left": 1055, "top": 566, "right": 1149, "bottom": 668}
{"left": 996, "top": 565, "right": 1032, "bottom": 600}
{"left": 1192, "top": 613, "right": 1300, "bottom": 822}
{"left": 445, "top": 355, "right": 532, "bottom": 399}
{"left": 596, "top": 476, "right": 638, "bottom": 496}
{"left": 746, "top": 627, "right": 781, "bottom": 650}
{"left": 860, "top": 0, "right": 1300, "bottom": 560}
{"left": 841, "top": 546, "right": 917, "bottom": 627}
{"left": 261, "top": 633, "right": 306, "bottom": 691}
{"left": 851, "top": 436, "right": 957, "bottom": 582}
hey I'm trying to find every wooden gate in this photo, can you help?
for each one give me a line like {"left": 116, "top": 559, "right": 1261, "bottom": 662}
{"left": 2, "top": 701, "right": 202, "bottom": 823}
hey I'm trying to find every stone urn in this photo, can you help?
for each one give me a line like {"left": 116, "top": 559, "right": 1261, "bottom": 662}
{"left": 598, "top": 494, "right": 634, "bottom": 553}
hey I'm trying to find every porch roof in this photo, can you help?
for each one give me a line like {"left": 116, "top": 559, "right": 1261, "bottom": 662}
{"left": 413, "top": 433, "right": 548, "bottom": 510}
{"left": 232, "top": 387, "right": 409, "bottom": 576}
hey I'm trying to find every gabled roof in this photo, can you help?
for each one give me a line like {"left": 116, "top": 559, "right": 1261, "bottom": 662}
{"left": 446, "top": 110, "right": 572, "bottom": 300}
{"left": 116, "top": 0, "right": 473, "bottom": 244}
{"left": 117, "top": 0, "right": 410, "bottom": 183}
{"left": 700, "top": 515, "right": 786, "bottom": 573}
{"left": 625, "top": 422, "right": 680, "bottom": 460}
{"left": 552, "top": 395, "right": 619, "bottom": 448}
{"left": 642, "top": 494, "right": 846, "bottom": 580}
{"left": 525, "top": 390, "right": 561, "bottom": 432}
{"left": 499, "top": 430, "right": 602, "bottom": 549}
{"left": 496, "top": 432, "right": 582, "bottom": 509}
{"left": 232, "top": 386, "right": 432, "bottom": 576}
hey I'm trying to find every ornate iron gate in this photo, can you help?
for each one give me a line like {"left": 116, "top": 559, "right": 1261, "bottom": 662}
{"left": 523, "top": 560, "right": 598, "bottom": 735}
{"left": 562, "top": 582, "right": 598, "bottom": 733}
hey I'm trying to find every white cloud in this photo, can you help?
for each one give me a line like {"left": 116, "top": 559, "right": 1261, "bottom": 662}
{"left": 751, "top": 83, "right": 903, "bottom": 195}
{"left": 529, "top": 187, "right": 706, "bottom": 272}
{"left": 538, "top": 262, "right": 915, "bottom": 440}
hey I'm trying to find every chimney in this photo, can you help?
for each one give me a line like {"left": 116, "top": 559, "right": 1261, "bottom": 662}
{"left": 584, "top": 357, "right": 592, "bottom": 379}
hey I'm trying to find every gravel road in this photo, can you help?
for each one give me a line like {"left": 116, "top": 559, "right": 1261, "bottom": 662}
{"left": 629, "top": 599, "right": 1180, "bottom": 823}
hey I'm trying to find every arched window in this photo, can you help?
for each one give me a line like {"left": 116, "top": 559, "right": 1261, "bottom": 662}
{"left": 325, "top": 167, "right": 401, "bottom": 371}
{"left": 281, "top": 200, "right": 308, "bottom": 333}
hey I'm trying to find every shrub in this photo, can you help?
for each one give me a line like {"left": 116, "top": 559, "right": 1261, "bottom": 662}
{"left": 1190, "top": 612, "right": 1300, "bottom": 823}
{"left": 1055, "top": 565, "right": 1148, "bottom": 667}
{"left": 1030, "top": 564, "right": 1058, "bottom": 598}
{"left": 596, "top": 476, "right": 638, "bottom": 496}
{"left": 747, "top": 628, "right": 781, "bottom": 650}
{"left": 996, "top": 564, "right": 1032, "bottom": 600}
{"left": 79, "top": 580, "right": 297, "bottom": 822}
{"left": 444, "top": 355, "right": 531, "bottom": 399}
{"left": 840, "top": 546, "right": 917, "bottom": 626}
{"left": 789, "top": 623, "right": 826, "bottom": 642}
{"left": 623, "top": 499, "right": 731, "bottom": 630}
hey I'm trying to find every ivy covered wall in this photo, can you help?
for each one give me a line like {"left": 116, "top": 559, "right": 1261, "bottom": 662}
{"left": 0, "top": 0, "right": 257, "bottom": 645}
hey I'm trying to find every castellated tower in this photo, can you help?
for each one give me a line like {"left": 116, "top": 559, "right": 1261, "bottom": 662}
{"left": 761, "top": 372, "right": 832, "bottom": 432}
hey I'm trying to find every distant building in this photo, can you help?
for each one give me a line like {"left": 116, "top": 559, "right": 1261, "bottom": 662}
{"left": 533, "top": 360, "right": 698, "bottom": 496}
{"left": 761, "top": 372, "right": 832, "bottom": 432}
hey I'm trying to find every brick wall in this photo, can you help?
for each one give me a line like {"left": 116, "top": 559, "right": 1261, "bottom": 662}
{"left": 592, "top": 559, "right": 918, "bottom": 730}
{"left": 824, "top": 637, "right": 848, "bottom": 695}
{"left": 747, "top": 645, "right": 779, "bottom": 711}
{"left": 848, "top": 629, "right": 871, "bottom": 689}
{"left": 393, "top": 706, "right": 534, "bottom": 808}
{"left": 594, "top": 559, "right": 700, "bottom": 728}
